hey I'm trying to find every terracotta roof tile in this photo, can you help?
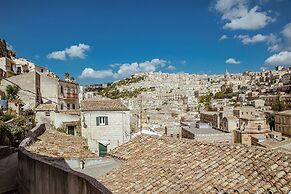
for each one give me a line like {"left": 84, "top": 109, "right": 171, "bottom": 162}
{"left": 27, "top": 130, "right": 97, "bottom": 159}
{"left": 81, "top": 99, "right": 129, "bottom": 111}
{"left": 35, "top": 104, "right": 57, "bottom": 111}
{"left": 98, "top": 136, "right": 291, "bottom": 193}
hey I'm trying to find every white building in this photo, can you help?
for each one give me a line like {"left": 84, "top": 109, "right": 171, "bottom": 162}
{"left": 80, "top": 99, "right": 130, "bottom": 156}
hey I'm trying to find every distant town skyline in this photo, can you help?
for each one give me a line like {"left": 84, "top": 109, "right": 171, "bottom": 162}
{"left": 1, "top": 0, "right": 291, "bottom": 84}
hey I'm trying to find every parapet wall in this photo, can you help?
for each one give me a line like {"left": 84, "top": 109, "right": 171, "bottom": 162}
{"left": 0, "top": 146, "right": 18, "bottom": 193}
{"left": 18, "top": 124, "right": 112, "bottom": 194}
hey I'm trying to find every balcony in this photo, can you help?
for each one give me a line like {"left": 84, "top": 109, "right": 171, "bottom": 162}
{"left": 63, "top": 93, "right": 78, "bottom": 99}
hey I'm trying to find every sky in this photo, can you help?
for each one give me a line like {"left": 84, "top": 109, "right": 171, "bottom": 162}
{"left": 0, "top": 0, "right": 291, "bottom": 84}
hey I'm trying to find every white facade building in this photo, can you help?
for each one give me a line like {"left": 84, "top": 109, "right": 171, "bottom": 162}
{"left": 80, "top": 99, "right": 130, "bottom": 156}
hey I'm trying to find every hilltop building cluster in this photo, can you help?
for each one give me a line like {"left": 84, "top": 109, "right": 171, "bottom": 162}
{"left": 1, "top": 38, "right": 291, "bottom": 193}
{"left": 83, "top": 68, "right": 291, "bottom": 150}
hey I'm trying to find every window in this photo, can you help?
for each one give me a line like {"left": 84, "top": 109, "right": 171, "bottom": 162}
{"left": 60, "top": 104, "right": 64, "bottom": 110}
{"left": 96, "top": 116, "right": 108, "bottom": 126}
{"left": 67, "top": 103, "right": 70, "bottom": 110}
{"left": 72, "top": 104, "right": 75, "bottom": 109}
{"left": 258, "top": 125, "right": 261, "bottom": 131}
{"left": 177, "top": 134, "right": 180, "bottom": 138}
{"left": 170, "top": 134, "right": 173, "bottom": 137}
{"left": 45, "top": 111, "right": 50, "bottom": 116}
{"left": 61, "top": 86, "right": 63, "bottom": 94}
{"left": 17, "top": 67, "right": 21, "bottom": 74}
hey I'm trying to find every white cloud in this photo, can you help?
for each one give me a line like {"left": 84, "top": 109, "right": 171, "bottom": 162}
{"left": 7, "top": 42, "right": 14, "bottom": 51}
{"left": 282, "top": 22, "right": 291, "bottom": 51}
{"left": 167, "top": 65, "right": 176, "bottom": 71}
{"left": 114, "top": 59, "right": 167, "bottom": 78}
{"left": 219, "top": 34, "right": 229, "bottom": 40}
{"left": 267, "top": 44, "right": 281, "bottom": 53}
{"left": 65, "top": 44, "right": 90, "bottom": 59}
{"left": 79, "top": 68, "right": 113, "bottom": 79}
{"left": 282, "top": 23, "right": 291, "bottom": 40}
{"left": 235, "top": 33, "right": 278, "bottom": 44}
{"left": 79, "top": 58, "right": 168, "bottom": 79}
{"left": 109, "top": 63, "right": 120, "bottom": 68}
{"left": 180, "top": 60, "right": 187, "bottom": 64}
{"left": 260, "top": 66, "right": 267, "bottom": 71}
{"left": 47, "top": 43, "right": 90, "bottom": 60}
{"left": 235, "top": 33, "right": 281, "bottom": 53}
{"left": 225, "top": 58, "right": 241, "bottom": 64}
{"left": 47, "top": 50, "right": 66, "bottom": 60}
{"left": 213, "top": 0, "right": 274, "bottom": 30}
{"left": 264, "top": 51, "right": 291, "bottom": 66}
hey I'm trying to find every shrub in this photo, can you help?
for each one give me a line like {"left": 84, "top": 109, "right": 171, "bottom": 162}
{"left": 0, "top": 114, "right": 14, "bottom": 122}
{"left": 56, "top": 127, "right": 66, "bottom": 133}
{"left": 0, "top": 116, "right": 32, "bottom": 147}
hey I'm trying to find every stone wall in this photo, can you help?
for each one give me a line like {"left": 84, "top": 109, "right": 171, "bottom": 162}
{"left": 0, "top": 71, "right": 40, "bottom": 109}
{"left": 18, "top": 124, "right": 112, "bottom": 194}
{"left": 40, "top": 74, "right": 59, "bottom": 105}
{"left": 0, "top": 146, "right": 18, "bottom": 193}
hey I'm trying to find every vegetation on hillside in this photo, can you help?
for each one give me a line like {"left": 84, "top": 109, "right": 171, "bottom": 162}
{"left": 214, "top": 88, "right": 237, "bottom": 99}
{"left": 99, "top": 75, "right": 148, "bottom": 99}
{"left": 100, "top": 87, "right": 149, "bottom": 99}
{"left": 114, "top": 75, "right": 145, "bottom": 86}
{"left": 198, "top": 94, "right": 212, "bottom": 111}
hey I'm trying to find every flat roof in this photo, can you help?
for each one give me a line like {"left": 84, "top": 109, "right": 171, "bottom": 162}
{"left": 182, "top": 123, "right": 226, "bottom": 135}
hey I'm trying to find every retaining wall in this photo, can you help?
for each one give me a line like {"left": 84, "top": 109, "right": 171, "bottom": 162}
{"left": 18, "top": 124, "right": 112, "bottom": 194}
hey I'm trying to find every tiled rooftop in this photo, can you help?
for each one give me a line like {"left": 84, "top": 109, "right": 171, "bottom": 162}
{"left": 27, "top": 130, "right": 97, "bottom": 159}
{"left": 81, "top": 99, "right": 129, "bottom": 111}
{"left": 35, "top": 103, "right": 57, "bottom": 111}
{"left": 99, "top": 136, "right": 291, "bottom": 194}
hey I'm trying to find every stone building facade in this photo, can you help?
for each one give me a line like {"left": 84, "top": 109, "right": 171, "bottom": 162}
{"left": 81, "top": 99, "right": 130, "bottom": 156}
{"left": 0, "top": 71, "right": 41, "bottom": 109}
{"left": 275, "top": 110, "right": 291, "bottom": 137}
{"left": 40, "top": 75, "right": 79, "bottom": 111}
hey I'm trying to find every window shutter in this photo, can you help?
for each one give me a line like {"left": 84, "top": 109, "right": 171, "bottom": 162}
{"left": 96, "top": 117, "right": 100, "bottom": 126}
{"left": 105, "top": 116, "right": 108, "bottom": 125}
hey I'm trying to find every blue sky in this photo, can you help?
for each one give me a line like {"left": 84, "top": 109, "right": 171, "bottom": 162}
{"left": 1, "top": 0, "right": 291, "bottom": 84}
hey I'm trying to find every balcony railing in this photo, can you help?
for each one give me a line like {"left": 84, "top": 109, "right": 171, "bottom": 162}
{"left": 63, "top": 93, "right": 78, "bottom": 99}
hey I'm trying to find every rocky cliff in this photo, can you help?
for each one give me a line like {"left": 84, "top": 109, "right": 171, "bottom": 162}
{"left": 0, "top": 39, "right": 16, "bottom": 58}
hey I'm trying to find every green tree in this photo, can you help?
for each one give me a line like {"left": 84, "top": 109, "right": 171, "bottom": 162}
{"left": 198, "top": 94, "right": 212, "bottom": 111}
{"left": 64, "top": 72, "right": 70, "bottom": 80}
{"left": 198, "top": 95, "right": 211, "bottom": 104}
{"left": 6, "top": 85, "right": 19, "bottom": 101}
{"left": 214, "top": 91, "right": 224, "bottom": 99}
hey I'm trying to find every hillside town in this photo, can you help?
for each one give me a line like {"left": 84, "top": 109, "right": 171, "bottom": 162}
{"left": 1, "top": 35, "right": 291, "bottom": 194}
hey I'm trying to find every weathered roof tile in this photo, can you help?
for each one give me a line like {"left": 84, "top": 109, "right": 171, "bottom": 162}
{"left": 98, "top": 135, "right": 291, "bottom": 193}
{"left": 81, "top": 99, "right": 129, "bottom": 111}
